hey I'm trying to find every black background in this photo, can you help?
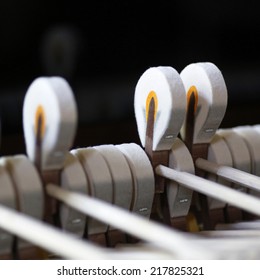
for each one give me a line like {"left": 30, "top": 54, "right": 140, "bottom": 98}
{"left": 1, "top": 0, "right": 260, "bottom": 154}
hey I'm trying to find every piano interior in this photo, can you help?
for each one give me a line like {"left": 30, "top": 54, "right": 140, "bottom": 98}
{"left": 0, "top": 1, "right": 260, "bottom": 260}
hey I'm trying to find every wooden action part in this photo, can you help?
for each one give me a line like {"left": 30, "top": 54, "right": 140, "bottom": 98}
{"left": 46, "top": 183, "right": 213, "bottom": 259}
{"left": 180, "top": 62, "right": 229, "bottom": 230}
{"left": 135, "top": 66, "right": 187, "bottom": 226}
{"left": 35, "top": 112, "right": 61, "bottom": 226}
{"left": 183, "top": 88, "right": 211, "bottom": 229}
{"left": 144, "top": 97, "right": 170, "bottom": 224}
{"left": 155, "top": 165, "right": 260, "bottom": 217}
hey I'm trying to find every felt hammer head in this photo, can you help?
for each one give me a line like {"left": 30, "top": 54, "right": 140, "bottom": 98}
{"left": 180, "top": 62, "right": 228, "bottom": 144}
{"left": 134, "top": 66, "right": 186, "bottom": 151}
{"left": 23, "top": 77, "right": 78, "bottom": 171}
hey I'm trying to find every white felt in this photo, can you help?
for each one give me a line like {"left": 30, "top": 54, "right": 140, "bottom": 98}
{"left": 116, "top": 143, "right": 155, "bottom": 218}
{"left": 134, "top": 67, "right": 186, "bottom": 151}
{"left": 0, "top": 164, "right": 16, "bottom": 254}
{"left": 0, "top": 155, "right": 44, "bottom": 220}
{"left": 94, "top": 145, "right": 132, "bottom": 211}
{"left": 167, "top": 138, "right": 194, "bottom": 218}
{"left": 217, "top": 129, "right": 251, "bottom": 192}
{"left": 233, "top": 126, "right": 260, "bottom": 197}
{"left": 253, "top": 124, "right": 260, "bottom": 135}
{"left": 23, "top": 77, "right": 77, "bottom": 170}
{"left": 206, "top": 134, "right": 233, "bottom": 209}
{"left": 180, "top": 62, "right": 228, "bottom": 144}
{"left": 60, "top": 153, "right": 88, "bottom": 236}
{"left": 71, "top": 147, "right": 113, "bottom": 235}
{"left": 0, "top": 155, "right": 44, "bottom": 250}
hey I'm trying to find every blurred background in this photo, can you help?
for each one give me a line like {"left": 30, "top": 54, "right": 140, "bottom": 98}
{"left": 1, "top": 0, "right": 260, "bottom": 155}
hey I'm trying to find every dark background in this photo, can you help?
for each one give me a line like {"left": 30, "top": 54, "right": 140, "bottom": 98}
{"left": 1, "top": 0, "right": 260, "bottom": 155}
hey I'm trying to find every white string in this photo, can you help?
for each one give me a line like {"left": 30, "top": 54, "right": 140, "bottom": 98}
{"left": 0, "top": 204, "right": 107, "bottom": 259}
{"left": 0, "top": 203, "right": 177, "bottom": 260}
{"left": 46, "top": 183, "right": 214, "bottom": 259}
{"left": 197, "top": 230, "right": 260, "bottom": 238}
{"left": 196, "top": 158, "right": 260, "bottom": 193}
{"left": 190, "top": 238, "right": 260, "bottom": 259}
{"left": 216, "top": 220, "right": 260, "bottom": 230}
{"left": 155, "top": 165, "right": 260, "bottom": 217}
{"left": 47, "top": 183, "right": 260, "bottom": 259}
